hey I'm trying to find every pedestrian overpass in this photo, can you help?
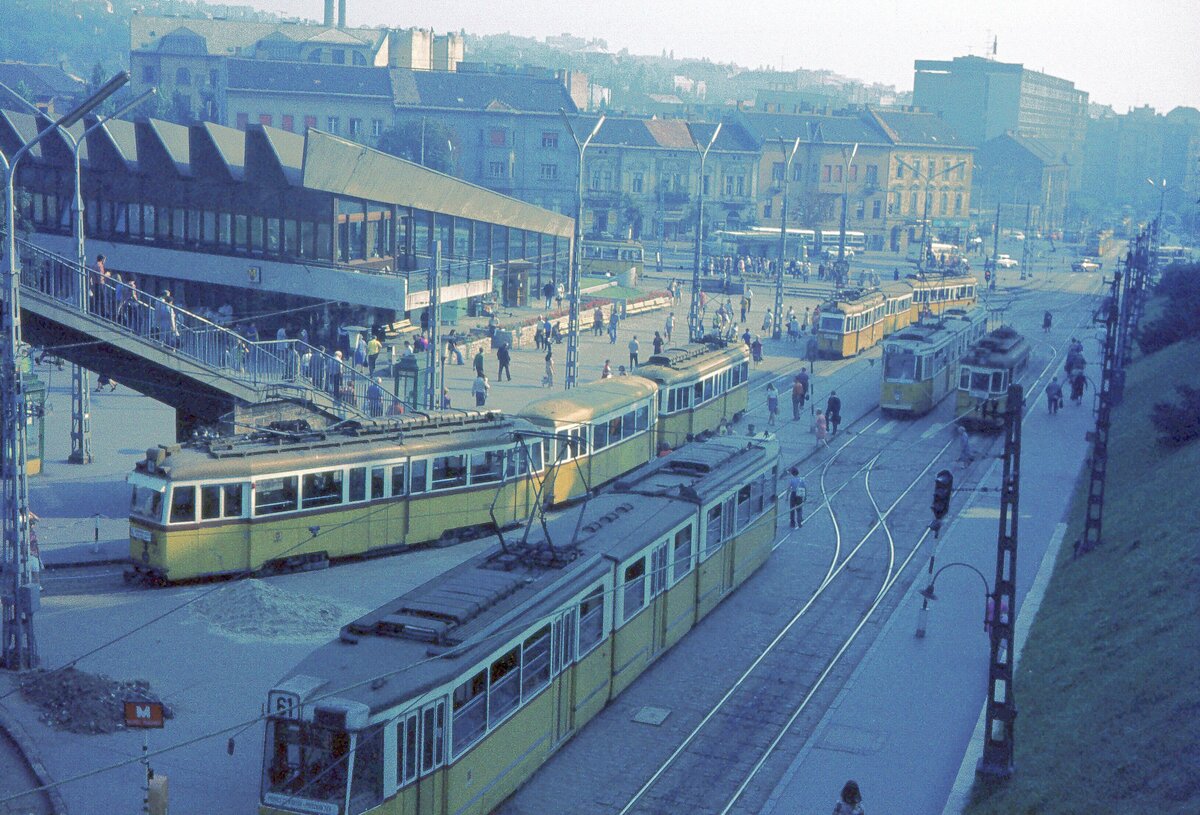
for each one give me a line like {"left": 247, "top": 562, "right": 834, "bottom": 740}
{"left": 13, "top": 236, "right": 409, "bottom": 438}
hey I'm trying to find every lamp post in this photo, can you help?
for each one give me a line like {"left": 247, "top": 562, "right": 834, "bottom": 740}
{"left": 835, "top": 143, "right": 859, "bottom": 286}
{"left": 687, "top": 122, "right": 721, "bottom": 343}
{"left": 560, "top": 110, "right": 604, "bottom": 389}
{"left": 3, "top": 71, "right": 129, "bottom": 671}
{"left": 897, "top": 158, "right": 966, "bottom": 274}
{"left": 0, "top": 82, "right": 155, "bottom": 465}
{"left": 915, "top": 561, "right": 993, "bottom": 638}
{"left": 774, "top": 137, "right": 801, "bottom": 340}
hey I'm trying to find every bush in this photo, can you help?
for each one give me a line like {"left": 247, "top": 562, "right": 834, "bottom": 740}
{"left": 1151, "top": 384, "right": 1200, "bottom": 447}
{"left": 1138, "top": 264, "right": 1200, "bottom": 355}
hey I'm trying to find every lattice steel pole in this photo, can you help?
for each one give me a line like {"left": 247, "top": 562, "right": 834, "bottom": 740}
{"left": 1078, "top": 269, "right": 1122, "bottom": 557}
{"left": 424, "top": 241, "right": 441, "bottom": 409}
{"left": 774, "top": 137, "right": 801, "bottom": 340}
{"left": 977, "top": 382, "right": 1022, "bottom": 779}
{"left": 561, "top": 111, "right": 604, "bottom": 389}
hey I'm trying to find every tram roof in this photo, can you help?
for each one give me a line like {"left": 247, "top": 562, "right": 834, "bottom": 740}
{"left": 637, "top": 342, "right": 749, "bottom": 386}
{"left": 517, "top": 377, "right": 659, "bottom": 425}
{"left": 272, "top": 435, "right": 777, "bottom": 715}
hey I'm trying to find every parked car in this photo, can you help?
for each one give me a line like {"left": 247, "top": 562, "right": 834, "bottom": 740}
{"left": 995, "top": 254, "right": 1020, "bottom": 269}
{"left": 1071, "top": 258, "right": 1101, "bottom": 273}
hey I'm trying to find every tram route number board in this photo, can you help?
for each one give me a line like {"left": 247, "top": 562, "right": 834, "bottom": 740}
{"left": 124, "top": 700, "right": 165, "bottom": 729}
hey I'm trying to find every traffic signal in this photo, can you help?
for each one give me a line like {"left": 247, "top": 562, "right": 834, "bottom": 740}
{"left": 931, "top": 469, "right": 954, "bottom": 520}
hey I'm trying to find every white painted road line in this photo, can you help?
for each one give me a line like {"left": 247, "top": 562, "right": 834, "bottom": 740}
{"left": 920, "top": 424, "right": 942, "bottom": 440}
{"left": 875, "top": 419, "right": 896, "bottom": 435}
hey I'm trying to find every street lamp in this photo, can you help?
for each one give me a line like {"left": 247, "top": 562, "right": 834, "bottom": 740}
{"left": 2, "top": 70, "right": 129, "bottom": 671}
{"left": 774, "top": 137, "right": 800, "bottom": 340}
{"left": 560, "top": 110, "right": 605, "bottom": 389}
{"left": 915, "top": 560, "right": 994, "bottom": 639}
{"left": 897, "top": 158, "right": 966, "bottom": 273}
{"left": 687, "top": 121, "right": 721, "bottom": 343}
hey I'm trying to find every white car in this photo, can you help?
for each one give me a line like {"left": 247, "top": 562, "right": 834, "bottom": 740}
{"left": 995, "top": 254, "right": 1020, "bottom": 269}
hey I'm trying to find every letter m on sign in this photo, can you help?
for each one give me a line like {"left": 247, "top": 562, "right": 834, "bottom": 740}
{"left": 124, "top": 700, "right": 165, "bottom": 729}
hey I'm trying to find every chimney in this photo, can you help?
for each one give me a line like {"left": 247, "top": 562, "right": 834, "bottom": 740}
{"left": 338, "top": 0, "right": 346, "bottom": 28}
{"left": 324, "top": 0, "right": 334, "bottom": 26}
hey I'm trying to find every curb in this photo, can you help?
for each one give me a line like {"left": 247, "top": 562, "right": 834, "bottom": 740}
{"left": 43, "top": 557, "right": 127, "bottom": 571}
{"left": 0, "top": 700, "right": 69, "bottom": 815}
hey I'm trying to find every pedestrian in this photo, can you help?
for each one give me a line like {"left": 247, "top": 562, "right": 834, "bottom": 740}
{"left": 593, "top": 306, "right": 604, "bottom": 336}
{"left": 496, "top": 343, "right": 512, "bottom": 381}
{"left": 957, "top": 424, "right": 973, "bottom": 467}
{"left": 751, "top": 336, "right": 763, "bottom": 365}
{"left": 791, "top": 375, "right": 806, "bottom": 420}
{"left": 826, "top": 391, "right": 842, "bottom": 436}
{"left": 798, "top": 367, "right": 810, "bottom": 404}
{"left": 366, "top": 334, "right": 383, "bottom": 374}
{"left": 328, "top": 350, "right": 344, "bottom": 398}
{"left": 652, "top": 331, "right": 664, "bottom": 355}
{"left": 472, "top": 373, "right": 490, "bottom": 407}
{"left": 664, "top": 312, "right": 674, "bottom": 344}
{"left": 787, "top": 466, "right": 806, "bottom": 528}
{"left": 761, "top": 309, "right": 773, "bottom": 333}
{"left": 366, "top": 377, "right": 384, "bottom": 417}
{"left": 618, "top": 365, "right": 628, "bottom": 376}
{"left": 94, "top": 372, "right": 117, "bottom": 392}
{"left": 601, "top": 359, "right": 612, "bottom": 379}
{"left": 815, "top": 410, "right": 829, "bottom": 448}
{"left": 833, "top": 780, "right": 864, "bottom": 815}
{"left": 440, "top": 388, "right": 452, "bottom": 409}
{"left": 419, "top": 308, "right": 430, "bottom": 334}
{"left": 1070, "top": 370, "right": 1086, "bottom": 405}
{"left": 766, "top": 382, "right": 779, "bottom": 426}
{"left": 535, "top": 322, "right": 546, "bottom": 351}
{"left": 608, "top": 309, "right": 620, "bottom": 344}
{"left": 555, "top": 282, "right": 565, "bottom": 310}
{"left": 473, "top": 348, "right": 485, "bottom": 378}
{"left": 628, "top": 335, "right": 640, "bottom": 368}
{"left": 543, "top": 281, "right": 555, "bottom": 310}
{"left": 543, "top": 348, "right": 555, "bottom": 388}
{"left": 1043, "top": 310, "right": 1052, "bottom": 333}
{"left": 1046, "top": 377, "right": 1062, "bottom": 415}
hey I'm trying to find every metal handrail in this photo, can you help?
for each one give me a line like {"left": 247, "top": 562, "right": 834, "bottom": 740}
{"left": 12, "top": 234, "right": 411, "bottom": 419}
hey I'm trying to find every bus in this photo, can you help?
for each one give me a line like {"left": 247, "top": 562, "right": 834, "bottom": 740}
{"left": 818, "top": 230, "right": 866, "bottom": 255}
{"left": 708, "top": 228, "right": 815, "bottom": 259}
{"left": 581, "top": 239, "right": 644, "bottom": 279}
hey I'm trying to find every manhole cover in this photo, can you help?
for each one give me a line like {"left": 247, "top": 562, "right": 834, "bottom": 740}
{"left": 632, "top": 706, "right": 671, "bottom": 726}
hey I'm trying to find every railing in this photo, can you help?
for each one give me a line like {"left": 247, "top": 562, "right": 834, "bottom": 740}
{"left": 13, "top": 235, "right": 410, "bottom": 421}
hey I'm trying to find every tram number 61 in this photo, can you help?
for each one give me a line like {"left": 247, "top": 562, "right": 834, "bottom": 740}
{"left": 269, "top": 691, "right": 300, "bottom": 719}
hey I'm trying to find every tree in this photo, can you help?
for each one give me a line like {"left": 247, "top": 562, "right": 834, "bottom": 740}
{"left": 377, "top": 120, "right": 457, "bottom": 173}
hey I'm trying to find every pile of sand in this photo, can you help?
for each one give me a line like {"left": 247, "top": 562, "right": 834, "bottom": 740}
{"left": 189, "top": 579, "right": 361, "bottom": 642}
{"left": 19, "top": 668, "right": 169, "bottom": 735}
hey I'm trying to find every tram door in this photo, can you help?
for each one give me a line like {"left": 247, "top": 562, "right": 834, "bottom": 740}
{"left": 414, "top": 700, "right": 446, "bottom": 815}
{"left": 551, "top": 609, "right": 577, "bottom": 744}
{"left": 720, "top": 496, "right": 737, "bottom": 593}
{"left": 649, "top": 542, "right": 670, "bottom": 656}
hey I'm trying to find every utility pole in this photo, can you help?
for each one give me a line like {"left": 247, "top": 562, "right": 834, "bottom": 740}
{"left": 424, "top": 241, "right": 441, "bottom": 409}
{"left": 561, "top": 111, "right": 604, "bottom": 389}
{"left": 687, "top": 122, "right": 721, "bottom": 343}
{"left": 978, "top": 382, "right": 1023, "bottom": 779}
{"left": 1019, "top": 202, "right": 1032, "bottom": 280}
{"left": 775, "top": 137, "right": 801, "bottom": 340}
{"left": 835, "top": 143, "right": 858, "bottom": 286}
{"left": 1078, "top": 268, "right": 1121, "bottom": 557}
{"left": 991, "top": 202, "right": 1001, "bottom": 269}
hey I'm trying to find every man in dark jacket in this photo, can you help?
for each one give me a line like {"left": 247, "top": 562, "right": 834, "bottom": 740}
{"left": 473, "top": 348, "right": 485, "bottom": 378}
{"left": 826, "top": 391, "right": 842, "bottom": 436}
{"left": 496, "top": 343, "right": 512, "bottom": 381}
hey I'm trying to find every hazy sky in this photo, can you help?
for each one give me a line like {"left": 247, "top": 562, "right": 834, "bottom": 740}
{"left": 243, "top": 0, "right": 1199, "bottom": 113}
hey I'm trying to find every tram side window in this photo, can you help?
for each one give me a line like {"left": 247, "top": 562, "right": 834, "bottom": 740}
{"left": 622, "top": 559, "right": 647, "bottom": 622}
{"left": 991, "top": 372, "right": 1004, "bottom": 392}
{"left": 390, "top": 464, "right": 407, "bottom": 496}
{"left": 348, "top": 467, "right": 366, "bottom": 503}
{"left": 223, "top": 484, "right": 244, "bottom": 518}
{"left": 371, "top": 467, "right": 385, "bottom": 499}
{"left": 606, "top": 416, "right": 623, "bottom": 446}
{"left": 593, "top": 420, "right": 610, "bottom": 449}
{"left": 302, "top": 470, "right": 344, "bottom": 509}
{"left": 397, "top": 712, "right": 418, "bottom": 786}
{"left": 622, "top": 411, "right": 636, "bottom": 438}
{"left": 672, "top": 526, "right": 693, "bottom": 583}
{"left": 198, "top": 485, "right": 220, "bottom": 521}
{"left": 170, "top": 486, "right": 196, "bottom": 524}
{"left": 960, "top": 369, "right": 971, "bottom": 389}
{"left": 736, "top": 484, "right": 752, "bottom": 529}
{"left": 432, "top": 455, "right": 467, "bottom": 490}
{"left": 530, "top": 441, "right": 543, "bottom": 472}
{"left": 704, "top": 504, "right": 723, "bottom": 558}
{"left": 521, "top": 626, "right": 552, "bottom": 698}
{"left": 452, "top": 671, "right": 487, "bottom": 756}
{"left": 255, "top": 476, "right": 298, "bottom": 515}
{"left": 578, "top": 586, "right": 605, "bottom": 655}
{"left": 470, "top": 451, "right": 503, "bottom": 485}
{"left": 636, "top": 405, "right": 649, "bottom": 431}
{"left": 703, "top": 377, "right": 714, "bottom": 401}
{"left": 489, "top": 647, "right": 521, "bottom": 723}
{"left": 410, "top": 460, "right": 428, "bottom": 494}
{"left": 348, "top": 724, "right": 385, "bottom": 813}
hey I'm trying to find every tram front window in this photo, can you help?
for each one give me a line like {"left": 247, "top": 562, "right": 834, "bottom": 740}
{"left": 263, "top": 719, "right": 350, "bottom": 809}
{"left": 883, "top": 349, "right": 916, "bottom": 382}
{"left": 970, "top": 372, "right": 991, "bottom": 391}
{"left": 130, "top": 485, "right": 164, "bottom": 523}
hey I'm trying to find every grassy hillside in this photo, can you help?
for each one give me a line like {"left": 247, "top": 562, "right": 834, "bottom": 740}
{"left": 965, "top": 333, "right": 1200, "bottom": 814}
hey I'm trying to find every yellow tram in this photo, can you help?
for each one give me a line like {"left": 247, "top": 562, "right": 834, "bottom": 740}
{"left": 955, "top": 325, "right": 1032, "bottom": 431}
{"left": 880, "top": 308, "right": 987, "bottom": 416}
{"left": 635, "top": 340, "right": 751, "bottom": 449}
{"left": 515, "top": 377, "right": 659, "bottom": 506}
{"left": 815, "top": 283, "right": 914, "bottom": 358}
{"left": 125, "top": 413, "right": 543, "bottom": 584}
{"left": 258, "top": 434, "right": 780, "bottom": 815}
{"left": 907, "top": 273, "right": 978, "bottom": 322}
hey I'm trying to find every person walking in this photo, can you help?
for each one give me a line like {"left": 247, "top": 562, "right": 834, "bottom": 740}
{"left": 496, "top": 343, "right": 512, "bottom": 381}
{"left": 826, "top": 391, "right": 842, "bottom": 437}
{"left": 787, "top": 466, "right": 806, "bottom": 528}
{"left": 798, "top": 367, "right": 810, "bottom": 406}
{"left": 628, "top": 335, "right": 640, "bottom": 368}
{"left": 472, "top": 373, "right": 490, "bottom": 407}
{"left": 652, "top": 331, "right": 664, "bottom": 355}
{"left": 766, "top": 382, "right": 779, "bottom": 426}
{"left": 366, "top": 334, "right": 383, "bottom": 374}
{"left": 473, "top": 348, "right": 485, "bottom": 378}
{"left": 791, "top": 375, "right": 806, "bottom": 420}
{"left": 593, "top": 306, "right": 604, "bottom": 336}
{"left": 542, "top": 347, "right": 555, "bottom": 388}
{"left": 608, "top": 308, "right": 620, "bottom": 344}
{"left": 664, "top": 312, "right": 675, "bottom": 344}
{"left": 751, "top": 336, "right": 763, "bottom": 365}
{"left": 328, "top": 350, "right": 344, "bottom": 398}
{"left": 542, "top": 281, "right": 555, "bottom": 310}
{"left": 956, "top": 424, "right": 973, "bottom": 467}
{"left": 1043, "top": 310, "right": 1053, "bottom": 333}
{"left": 814, "top": 410, "right": 829, "bottom": 448}
{"left": 833, "top": 780, "right": 864, "bottom": 815}
{"left": 1046, "top": 377, "right": 1063, "bottom": 415}
{"left": 366, "top": 377, "right": 384, "bottom": 417}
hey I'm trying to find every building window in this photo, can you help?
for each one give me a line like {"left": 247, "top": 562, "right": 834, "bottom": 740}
{"left": 281, "top": 114, "right": 294, "bottom": 132}
{"left": 854, "top": 199, "right": 865, "bottom": 220}
{"left": 327, "top": 116, "right": 340, "bottom": 134}
{"left": 823, "top": 165, "right": 832, "bottom": 182}
{"left": 308, "top": 49, "right": 322, "bottom": 62}
{"left": 235, "top": 112, "right": 249, "bottom": 130}
{"left": 540, "top": 163, "right": 558, "bottom": 180}
{"left": 353, "top": 51, "right": 368, "bottom": 66}
{"left": 763, "top": 203, "right": 772, "bottom": 219}
{"left": 702, "top": 175, "right": 710, "bottom": 195}
{"left": 954, "top": 193, "right": 963, "bottom": 214}
{"left": 209, "top": 69, "right": 219, "bottom": 88}
{"left": 833, "top": 165, "right": 843, "bottom": 183}
{"left": 541, "top": 131, "right": 559, "bottom": 149}
{"left": 176, "top": 67, "right": 191, "bottom": 86}
{"left": 910, "top": 191, "right": 918, "bottom": 212}
{"left": 941, "top": 192, "right": 949, "bottom": 214}
{"left": 896, "top": 162, "right": 904, "bottom": 179}
{"left": 792, "top": 164, "right": 802, "bottom": 182}
{"left": 589, "top": 170, "right": 601, "bottom": 191}
{"left": 957, "top": 164, "right": 966, "bottom": 180}
{"left": 142, "top": 64, "right": 157, "bottom": 83}
{"left": 349, "top": 118, "right": 362, "bottom": 137}
{"left": 371, "top": 119, "right": 383, "bottom": 137}
{"left": 632, "top": 172, "right": 643, "bottom": 193}
{"left": 489, "top": 128, "right": 506, "bottom": 146}
{"left": 259, "top": 114, "right": 272, "bottom": 127}
{"left": 865, "top": 165, "right": 878, "bottom": 185}
{"left": 849, "top": 165, "right": 858, "bottom": 182}
{"left": 488, "top": 161, "right": 507, "bottom": 179}
{"left": 872, "top": 199, "right": 882, "bottom": 219}
{"left": 771, "top": 162, "right": 784, "bottom": 183}
{"left": 304, "top": 115, "right": 317, "bottom": 131}
{"left": 332, "top": 49, "right": 346, "bottom": 65}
